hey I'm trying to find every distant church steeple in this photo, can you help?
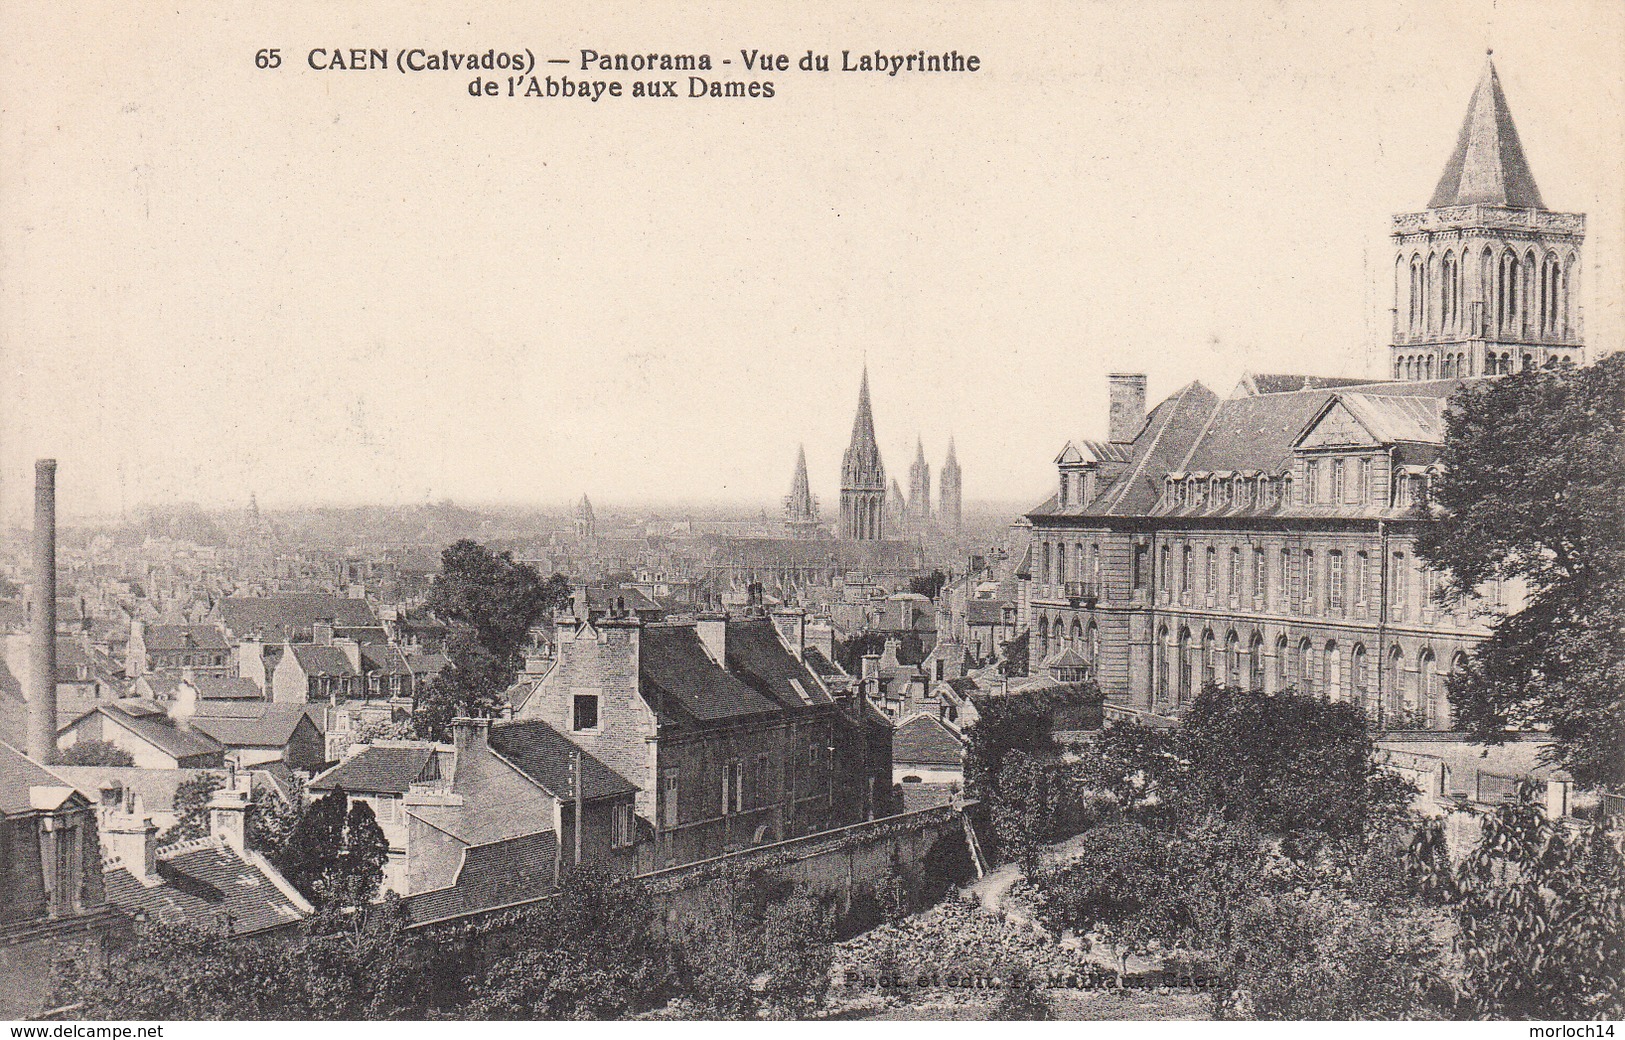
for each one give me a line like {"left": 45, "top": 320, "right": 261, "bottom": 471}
{"left": 939, "top": 437, "right": 962, "bottom": 531}
{"left": 840, "top": 368, "right": 887, "bottom": 540}
{"left": 907, "top": 437, "right": 932, "bottom": 520}
{"left": 783, "top": 444, "right": 821, "bottom": 539}
{"left": 574, "top": 494, "right": 596, "bottom": 540}
{"left": 1390, "top": 55, "right": 1584, "bottom": 381}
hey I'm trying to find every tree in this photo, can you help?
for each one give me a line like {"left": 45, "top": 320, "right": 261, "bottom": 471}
{"left": 1415, "top": 355, "right": 1625, "bottom": 788}
{"left": 962, "top": 692, "right": 1056, "bottom": 796}
{"left": 160, "top": 772, "right": 224, "bottom": 848}
{"left": 999, "top": 629, "right": 1029, "bottom": 677}
{"left": 415, "top": 540, "right": 569, "bottom": 739}
{"left": 247, "top": 775, "right": 306, "bottom": 864}
{"left": 1173, "top": 684, "right": 1413, "bottom": 855}
{"left": 1075, "top": 720, "right": 1181, "bottom": 820}
{"left": 60, "top": 739, "right": 134, "bottom": 766}
{"left": 909, "top": 569, "right": 947, "bottom": 601}
{"left": 467, "top": 871, "right": 671, "bottom": 1019}
{"left": 279, "top": 787, "right": 388, "bottom": 908}
{"left": 1445, "top": 784, "right": 1625, "bottom": 1018}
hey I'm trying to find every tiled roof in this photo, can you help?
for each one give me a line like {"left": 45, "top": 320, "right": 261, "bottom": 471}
{"left": 189, "top": 705, "right": 313, "bottom": 748}
{"left": 1235, "top": 373, "right": 1376, "bottom": 396}
{"left": 801, "top": 645, "right": 843, "bottom": 679}
{"left": 966, "top": 599, "right": 1008, "bottom": 626}
{"left": 219, "top": 595, "right": 382, "bottom": 642}
{"left": 405, "top": 830, "right": 557, "bottom": 926}
{"left": 309, "top": 743, "right": 440, "bottom": 794}
{"left": 359, "top": 644, "right": 412, "bottom": 676}
{"left": 142, "top": 625, "right": 229, "bottom": 652}
{"left": 893, "top": 714, "right": 966, "bottom": 768}
{"left": 103, "top": 836, "right": 311, "bottom": 935}
{"left": 53, "top": 765, "right": 221, "bottom": 813}
{"left": 488, "top": 720, "right": 637, "bottom": 801}
{"left": 638, "top": 625, "right": 781, "bottom": 725}
{"left": 723, "top": 619, "right": 832, "bottom": 710}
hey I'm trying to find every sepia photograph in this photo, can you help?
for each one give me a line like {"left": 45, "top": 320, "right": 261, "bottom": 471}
{"left": 1, "top": 0, "right": 1621, "bottom": 1027}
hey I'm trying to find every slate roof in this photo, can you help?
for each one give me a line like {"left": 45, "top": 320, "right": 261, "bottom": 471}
{"left": 893, "top": 714, "right": 966, "bottom": 768}
{"left": 801, "top": 645, "right": 843, "bottom": 679}
{"left": 405, "top": 830, "right": 558, "bottom": 926}
{"left": 189, "top": 705, "right": 314, "bottom": 748}
{"left": 103, "top": 836, "right": 311, "bottom": 935}
{"left": 700, "top": 536, "right": 922, "bottom": 571}
{"left": 192, "top": 677, "right": 263, "bottom": 701}
{"left": 487, "top": 720, "right": 637, "bottom": 801}
{"left": 142, "top": 625, "right": 229, "bottom": 652}
{"left": 723, "top": 619, "right": 832, "bottom": 710}
{"left": 637, "top": 624, "right": 781, "bottom": 725}
{"left": 64, "top": 704, "right": 224, "bottom": 762}
{"left": 290, "top": 644, "right": 359, "bottom": 677}
{"left": 359, "top": 644, "right": 412, "bottom": 676}
{"left": 218, "top": 595, "right": 382, "bottom": 642}
{"left": 1428, "top": 58, "right": 1545, "bottom": 210}
{"left": 966, "top": 599, "right": 1008, "bottom": 626}
{"left": 0, "top": 739, "right": 77, "bottom": 815}
{"left": 1029, "top": 376, "right": 1467, "bottom": 524}
{"left": 53, "top": 765, "right": 222, "bottom": 814}
{"left": 309, "top": 743, "right": 442, "bottom": 794}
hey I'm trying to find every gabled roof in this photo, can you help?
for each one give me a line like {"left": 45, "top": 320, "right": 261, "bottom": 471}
{"left": 1294, "top": 392, "right": 1446, "bottom": 448}
{"left": 192, "top": 676, "right": 263, "bottom": 701}
{"left": 405, "top": 830, "right": 558, "bottom": 926}
{"left": 1428, "top": 58, "right": 1545, "bottom": 210}
{"left": 218, "top": 595, "right": 382, "bottom": 642}
{"left": 309, "top": 743, "right": 442, "bottom": 794}
{"left": 893, "top": 714, "right": 966, "bottom": 767}
{"left": 358, "top": 644, "right": 412, "bottom": 676}
{"left": 487, "top": 720, "right": 637, "bottom": 801}
{"left": 189, "top": 705, "right": 315, "bottom": 748}
{"left": 723, "top": 619, "right": 832, "bottom": 710}
{"left": 289, "top": 644, "right": 359, "bottom": 677}
{"left": 103, "top": 835, "right": 311, "bottom": 935}
{"left": 142, "top": 625, "right": 229, "bottom": 652}
{"left": 0, "top": 739, "right": 79, "bottom": 815}
{"left": 638, "top": 624, "right": 781, "bottom": 725}
{"left": 63, "top": 704, "right": 223, "bottom": 761}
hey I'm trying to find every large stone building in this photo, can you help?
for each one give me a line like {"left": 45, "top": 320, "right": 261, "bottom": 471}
{"left": 512, "top": 609, "right": 893, "bottom": 869}
{"left": 1018, "top": 57, "right": 1569, "bottom": 730}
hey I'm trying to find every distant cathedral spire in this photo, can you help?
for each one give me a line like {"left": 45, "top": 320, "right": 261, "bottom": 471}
{"left": 939, "top": 436, "right": 962, "bottom": 531}
{"left": 907, "top": 437, "right": 931, "bottom": 520}
{"left": 840, "top": 367, "right": 887, "bottom": 540}
{"left": 574, "top": 493, "right": 596, "bottom": 540}
{"left": 783, "top": 444, "right": 821, "bottom": 538}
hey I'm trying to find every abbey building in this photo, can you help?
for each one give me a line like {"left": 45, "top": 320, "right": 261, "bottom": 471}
{"left": 1017, "top": 57, "right": 1574, "bottom": 730}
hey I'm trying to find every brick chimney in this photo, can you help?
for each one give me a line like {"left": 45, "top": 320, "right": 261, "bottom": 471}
{"left": 1108, "top": 373, "right": 1148, "bottom": 445}
{"left": 27, "top": 459, "right": 58, "bottom": 764}
{"left": 313, "top": 618, "right": 334, "bottom": 646}
{"left": 696, "top": 612, "right": 727, "bottom": 665}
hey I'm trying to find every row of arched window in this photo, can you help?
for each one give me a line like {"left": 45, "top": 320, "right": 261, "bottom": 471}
{"left": 1153, "top": 625, "right": 1462, "bottom": 727}
{"left": 1397, "top": 246, "right": 1576, "bottom": 342}
{"left": 1035, "top": 614, "right": 1101, "bottom": 666}
{"left": 1038, "top": 539, "right": 1106, "bottom": 588}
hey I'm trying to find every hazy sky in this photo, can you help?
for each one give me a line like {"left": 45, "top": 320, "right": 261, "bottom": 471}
{"left": 3, "top": 0, "right": 1622, "bottom": 521}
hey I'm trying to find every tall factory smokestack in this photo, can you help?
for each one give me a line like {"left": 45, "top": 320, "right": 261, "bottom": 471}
{"left": 28, "top": 459, "right": 58, "bottom": 764}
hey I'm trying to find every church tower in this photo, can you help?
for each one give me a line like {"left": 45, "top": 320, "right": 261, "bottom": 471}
{"left": 574, "top": 494, "right": 596, "bottom": 540}
{"left": 782, "top": 444, "right": 821, "bottom": 539}
{"left": 907, "top": 437, "right": 932, "bottom": 520}
{"left": 939, "top": 437, "right": 962, "bottom": 531}
{"left": 839, "top": 369, "right": 887, "bottom": 540}
{"left": 1390, "top": 54, "right": 1585, "bottom": 381}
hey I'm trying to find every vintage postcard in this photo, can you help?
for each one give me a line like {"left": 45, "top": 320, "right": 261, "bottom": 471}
{"left": 1, "top": 0, "right": 1621, "bottom": 1028}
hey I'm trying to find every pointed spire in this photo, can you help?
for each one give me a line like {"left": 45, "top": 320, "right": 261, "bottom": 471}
{"left": 785, "top": 444, "right": 816, "bottom": 524}
{"left": 914, "top": 436, "right": 926, "bottom": 464}
{"left": 842, "top": 367, "right": 885, "bottom": 491}
{"left": 944, "top": 435, "right": 959, "bottom": 469}
{"left": 1428, "top": 55, "right": 1546, "bottom": 210}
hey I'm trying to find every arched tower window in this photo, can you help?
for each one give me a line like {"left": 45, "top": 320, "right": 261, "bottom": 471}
{"left": 1325, "top": 640, "right": 1342, "bottom": 702}
{"left": 1225, "top": 630, "right": 1240, "bottom": 687}
{"left": 1156, "top": 625, "right": 1170, "bottom": 702}
{"left": 1177, "top": 627, "right": 1192, "bottom": 705}
{"left": 1273, "top": 634, "right": 1289, "bottom": 692}
{"left": 1248, "top": 632, "right": 1264, "bottom": 691}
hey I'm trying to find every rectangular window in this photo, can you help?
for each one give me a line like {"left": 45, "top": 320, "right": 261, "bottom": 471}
{"left": 1133, "top": 543, "right": 1148, "bottom": 590}
{"left": 1306, "top": 460, "right": 1320, "bottom": 503}
{"left": 1330, "top": 459, "right": 1345, "bottom": 502}
{"left": 1253, "top": 547, "right": 1266, "bottom": 606}
{"left": 1304, "top": 550, "right": 1317, "bottom": 613}
{"left": 722, "top": 760, "right": 743, "bottom": 815}
{"left": 661, "top": 769, "right": 679, "bottom": 829}
{"left": 1159, "top": 545, "right": 1171, "bottom": 592}
{"left": 1393, "top": 552, "right": 1409, "bottom": 618}
{"left": 1204, "top": 546, "right": 1216, "bottom": 595}
{"left": 572, "top": 694, "right": 599, "bottom": 732}
{"left": 1288, "top": 549, "right": 1301, "bottom": 611}
{"left": 614, "top": 803, "right": 636, "bottom": 847}
{"left": 1278, "top": 547, "right": 1290, "bottom": 610}
{"left": 1360, "top": 458, "right": 1373, "bottom": 502}
{"left": 1229, "top": 547, "right": 1242, "bottom": 604}
{"left": 1329, "top": 550, "right": 1346, "bottom": 613}
{"left": 1355, "top": 552, "right": 1369, "bottom": 612}
{"left": 1181, "top": 545, "right": 1192, "bottom": 596}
